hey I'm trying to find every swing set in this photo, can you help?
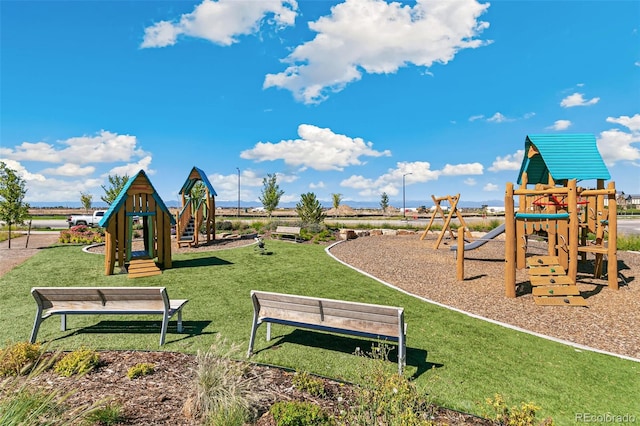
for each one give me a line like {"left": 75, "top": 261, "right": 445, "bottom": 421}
{"left": 420, "top": 194, "right": 473, "bottom": 249}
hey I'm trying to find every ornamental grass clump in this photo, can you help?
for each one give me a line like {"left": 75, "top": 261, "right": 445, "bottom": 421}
{"left": 0, "top": 349, "right": 106, "bottom": 425}
{"left": 182, "top": 336, "right": 262, "bottom": 426}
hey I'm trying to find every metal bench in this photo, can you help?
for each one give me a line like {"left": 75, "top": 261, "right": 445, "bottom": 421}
{"left": 247, "top": 290, "right": 407, "bottom": 374}
{"left": 272, "top": 226, "right": 302, "bottom": 242}
{"left": 30, "top": 287, "right": 188, "bottom": 346}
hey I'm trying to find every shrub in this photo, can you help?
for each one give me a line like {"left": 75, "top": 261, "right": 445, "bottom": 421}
{"left": 270, "top": 401, "right": 333, "bottom": 426}
{"left": 58, "top": 226, "right": 104, "bottom": 244}
{"left": 85, "top": 402, "right": 125, "bottom": 425}
{"left": 339, "top": 344, "right": 433, "bottom": 426}
{"left": 127, "top": 362, "right": 155, "bottom": 379}
{"left": 0, "top": 342, "right": 42, "bottom": 376}
{"left": 483, "top": 394, "right": 554, "bottom": 426}
{"left": 292, "top": 371, "right": 326, "bottom": 397}
{"left": 53, "top": 347, "right": 99, "bottom": 377}
{"left": 618, "top": 234, "right": 640, "bottom": 251}
{"left": 0, "top": 352, "right": 102, "bottom": 425}
{"left": 216, "top": 221, "right": 233, "bottom": 231}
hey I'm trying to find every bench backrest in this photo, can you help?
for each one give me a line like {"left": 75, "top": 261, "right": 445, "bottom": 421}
{"left": 31, "top": 287, "right": 169, "bottom": 312}
{"left": 275, "top": 226, "right": 301, "bottom": 234}
{"left": 251, "top": 290, "right": 403, "bottom": 339}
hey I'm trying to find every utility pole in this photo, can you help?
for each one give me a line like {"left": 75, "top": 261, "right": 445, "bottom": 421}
{"left": 236, "top": 167, "right": 240, "bottom": 217}
{"left": 402, "top": 172, "right": 412, "bottom": 219}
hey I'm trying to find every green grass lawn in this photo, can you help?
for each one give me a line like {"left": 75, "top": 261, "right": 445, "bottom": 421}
{"left": 0, "top": 241, "right": 637, "bottom": 424}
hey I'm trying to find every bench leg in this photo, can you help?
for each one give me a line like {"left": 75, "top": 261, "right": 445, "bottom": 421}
{"left": 247, "top": 315, "right": 260, "bottom": 358}
{"left": 176, "top": 309, "right": 183, "bottom": 333}
{"left": 398, "top": 336, "right": 406, "bottom": 376}
{"left": 61, "top": 314, "right": 67, "bottom": 331}
{"left": 30, "top": 308, "right": 44, "bottom": 344}
{"left": 160, "top": 312, "right": 169, "bottom": 346}
{"left": 266, "top": 322, "right": 271, "bottom": 341}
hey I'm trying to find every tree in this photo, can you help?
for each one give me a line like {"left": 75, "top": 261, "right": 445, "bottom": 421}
{"left": 259, "top": 174, "right": 284, "bottom": 218}
{"left": 296, "top": 192, "right": 325, "bottom": 224}
{"left": 80, "top": 192, "right": 93, "bottom": 211}
{"left": 191, "top": 181, "right": 206, "bottom": 202}
{"left": 331, "top": 193, "right": 342, "bottom": 210}
{"left": 331, "top": 193, "right": 342, "bottom": 218}
{"left": 380, "top": 192, "right": 389, "bottom": 214}
{"left": 0, "top": 162, "right": 30, "bottom": 249}
{"left": 101, "top": 174, "right": 129, "bottom": 205}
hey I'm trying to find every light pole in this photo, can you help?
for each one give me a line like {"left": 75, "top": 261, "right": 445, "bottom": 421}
{"left": 402, "top": 173, "right": 412, "bottom": 219}
{"left": 236, "top": 167, "right": 240, "bottom": 217}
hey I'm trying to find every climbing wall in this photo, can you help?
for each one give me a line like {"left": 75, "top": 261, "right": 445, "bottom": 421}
{"left": 527, "top": 256, "right": 587, "bottom": 306}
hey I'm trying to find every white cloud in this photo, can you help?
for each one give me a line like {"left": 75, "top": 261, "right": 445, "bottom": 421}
{"left": 0, "top": 159, "right": 46, "bottom": 183}
{"left": 483, "top": 183, "right": 499, "bottom": 191}
{"left": 441, "top": 163, "right": 483, "bottom": 175}
{"left": 340, "top": 160, "right": 485, "bottom": 198}
{"left": 1, "top": 131, "right": 147, "bottom": 165}
{"left": 486, "top": 112, "right": 513, "bottom": 123}
{"left": 104, "top": 156, "right": 155, "bottom": 178}
{"left": 522, "top": 112, "right": 536, "bottom": 119}
{"left": 40, "top": 163, "right": 96, "bottom": 177}
{"left": 634, "top": 61, "right": 640, "bottom": 67}
{"left": 0, "top": 159, "right": 107, "bottom": 202}
{"left": 1, "top": 131, "right": 152, "bottom": 202}
{"left": 280, "top": 194, "right": 300, "bottom": 203}
{"left": 606, "top": 114, "right": 640, "bottom": 132}
{"left": 141, "top": 0, "right": 298, "bottom": 48}
{"left": 488, "top": 150, "right": 524, "bottom": 172}
{"left": 240, "top": 124, "right": 391, "bottom": 171}
{"left": 309, "top": 181, "right": 325, "bottom": 189}
{"left": 546, "top": 120, "right": 572, "bottom": 131}
{"left": 468, "top": 114, "right": 484, "bottom": 122}
{"left": 264, "top": 0, "right": 490, "bottom": 104}
{"left": 208, "top": 169, "right": 297, "bottom": 202}
{"left": 597, "top": 129, "right": 640, "bottom": 166}
{"left": 560, "top": 92, "right": 600, "bottom": 108}
{"left": 341, "top": 161, "right": 441, "bottom": 197}
{"left": 464, "top": 178, "right": 477, "bottom": 186}
{"left": 597, "top": 114, "right": 640, "bottom": 166}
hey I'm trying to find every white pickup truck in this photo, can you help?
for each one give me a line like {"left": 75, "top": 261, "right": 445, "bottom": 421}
{"left": 67, "top": 210, "right": 107, "bottom": 227}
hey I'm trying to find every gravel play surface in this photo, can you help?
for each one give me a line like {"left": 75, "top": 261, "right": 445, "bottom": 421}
{"left": 328, "top": 232, "right": 640, "bottom": 360}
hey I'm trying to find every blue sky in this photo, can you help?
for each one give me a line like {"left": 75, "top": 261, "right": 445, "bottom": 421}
{"left": 1, "top": 0, "right": 639, "bottom": 208}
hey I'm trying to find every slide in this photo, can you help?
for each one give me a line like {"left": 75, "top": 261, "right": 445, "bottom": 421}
{"left": 449, "top": 223, "right": 506, "bottom": 251}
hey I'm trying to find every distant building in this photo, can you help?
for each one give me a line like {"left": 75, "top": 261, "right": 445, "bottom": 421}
{"left": 615, "top": 192, "right": 640, "bottom": 209}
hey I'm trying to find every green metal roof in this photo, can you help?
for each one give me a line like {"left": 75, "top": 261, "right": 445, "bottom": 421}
{"left": 517, "top": 134, "right": 610, "bottom": 185}
{"left": 98, "top": 170, "right": 176, "bottom": 227}
{"left": 178, "top": 166, "right": 217, "bottom": 196}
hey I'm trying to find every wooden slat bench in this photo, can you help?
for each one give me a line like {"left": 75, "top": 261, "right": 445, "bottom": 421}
{"left": 247, "top": 290, "right": 407, "bottom": 374}
{"left": 30, "top": 287, "right": 188, "bottom": 346}
{"left": 272, "top": 226, "right": 302, "bottom": 242}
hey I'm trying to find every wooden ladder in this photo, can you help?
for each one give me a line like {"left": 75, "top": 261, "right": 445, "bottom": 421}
{"left": 527, "top": 256, "right": 587, "bottom": 306}
{"left": 127, "top": 258, "right": 161, "bottom": 279}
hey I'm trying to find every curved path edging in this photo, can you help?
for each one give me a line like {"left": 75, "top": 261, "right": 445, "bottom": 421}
{"left": 325, "top": 240, "right": 640, "bottom": 363}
